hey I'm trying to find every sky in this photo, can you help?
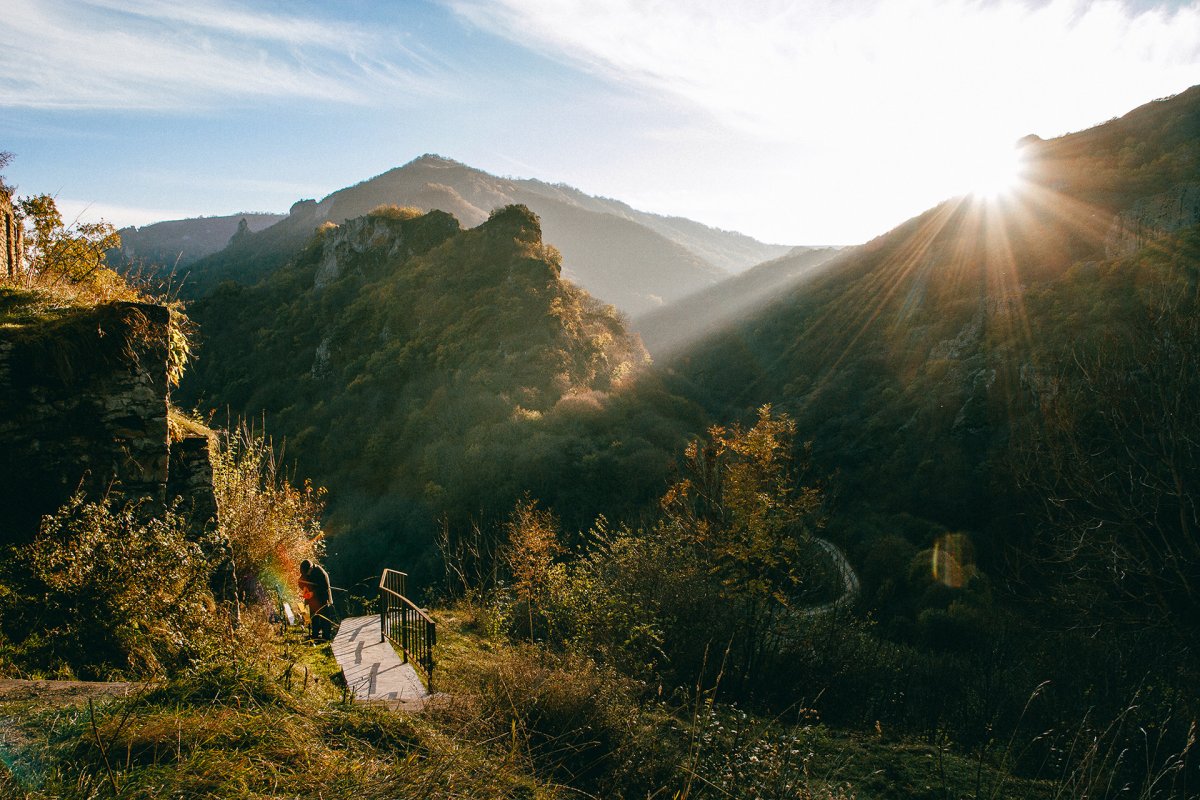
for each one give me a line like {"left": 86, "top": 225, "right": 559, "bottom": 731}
{"left": 2, "top": 0, "right": 1199, "bottom": 246}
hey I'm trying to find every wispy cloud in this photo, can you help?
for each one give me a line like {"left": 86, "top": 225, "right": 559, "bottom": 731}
{"left": 449, "top": 0, "right": 1200, "bottom": 145}
{"left": 0, "top": 0, "right": 443, "bottom": 110}
{"left": 449, "top": 0, "right": 1200, "bottom": 240}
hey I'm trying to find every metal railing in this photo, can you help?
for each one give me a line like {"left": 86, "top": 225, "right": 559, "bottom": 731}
{"left": 379, "top": 568, "right": 436, "bottom": 691}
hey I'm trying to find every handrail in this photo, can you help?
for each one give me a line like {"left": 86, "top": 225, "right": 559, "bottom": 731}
{"left": 378, "top": 568, "right": 436, "bottom": 691}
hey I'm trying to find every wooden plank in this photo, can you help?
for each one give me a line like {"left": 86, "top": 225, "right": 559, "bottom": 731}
{"left": 331, "top": 615, "right": 430, "bottom": 711}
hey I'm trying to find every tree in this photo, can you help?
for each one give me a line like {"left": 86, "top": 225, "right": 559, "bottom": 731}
{"left": 505, "top": 496, "right": 563, "bottom": 642}
{"left": 1023, "top": 232, "right": 1200, "bottom": 643}
{"left": 0, "top": 150, "right": 14, "bottom": 194}
{"left": 18, "top": 193, "right": 121, "bottom": 284}
{"left": 660, "top": 405, "right": 828, "bottom": 680}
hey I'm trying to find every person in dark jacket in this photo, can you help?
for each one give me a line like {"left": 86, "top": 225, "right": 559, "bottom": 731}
{"left": 299, "top": 559, "right": 334, "bottom": 641}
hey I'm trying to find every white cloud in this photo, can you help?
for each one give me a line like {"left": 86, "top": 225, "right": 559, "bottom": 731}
{"left": 450, "top": 0, "right": 1200, "bottom": 142}
{"left": 0, "top": 0, "right": 442, "bottom": 110}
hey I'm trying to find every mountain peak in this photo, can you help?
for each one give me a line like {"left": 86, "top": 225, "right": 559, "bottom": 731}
{"left": 403, "top": 154, "right": 467, "bottom": 170}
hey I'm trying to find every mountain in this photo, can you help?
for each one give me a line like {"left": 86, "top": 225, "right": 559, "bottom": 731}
{"left": 169, "top": 156, "right": 796, "bottom": 315}
{"left": 505, "top": 176, "right": 797, "bottom": 275}
{"left": 664, "top": 85, "right": 1200, "bottom": 532}
{"left": 117, "top": 213, "right": 284, "bottom": 269}
{"left": 178, "top": 204, "right": 704, "bottom": 579}
{"left": 632, "top": 245, "right": 842, "bottom": 357}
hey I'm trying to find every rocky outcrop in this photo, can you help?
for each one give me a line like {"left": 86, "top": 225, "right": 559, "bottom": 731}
{"left": 1105, "top": 183, "right": 1200, "bottom": 257}
{"left": 313, "top": 210, "right": 459, "bottom": 288}
{"left": 314, "top": 215, "right": 410, "bottom": 288}
{"left": 0, "top": 301, "right": 216, "bottom": 541}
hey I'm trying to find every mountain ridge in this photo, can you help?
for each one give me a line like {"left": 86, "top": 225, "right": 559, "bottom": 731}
{"left": 117, "top": 212, "right": 285, "bottom": 268}
{"left": 179, "top": 203, "right": 703, "bottom": 578}
{"left": 123, "top": 155, "right": 800, "bottom": 315}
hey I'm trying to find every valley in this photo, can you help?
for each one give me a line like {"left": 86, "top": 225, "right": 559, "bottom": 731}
{"left": 2, "top": 81, "right": 1198, "bottom": 799}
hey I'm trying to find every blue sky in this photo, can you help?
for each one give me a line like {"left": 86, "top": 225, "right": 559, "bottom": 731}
{"left": 2, "top": 0, "right": 1199, "bottom": 245}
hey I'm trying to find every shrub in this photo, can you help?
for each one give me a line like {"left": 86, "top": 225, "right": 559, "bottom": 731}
{"left": 211, "top": 423, "right": 326, "bottom": 614}
{"left": 366, "top": 204, "right": 424, "bottom": 221}
{"left": 450, "top": 643, "right": 651, "bottom": 795}
{"left": 4, "top": 495, "right": 220, "bottom": 678}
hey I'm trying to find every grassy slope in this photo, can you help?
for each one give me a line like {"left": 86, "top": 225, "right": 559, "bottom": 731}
{"left": 1, "top": 608, "right": 1058, "bottom": 800}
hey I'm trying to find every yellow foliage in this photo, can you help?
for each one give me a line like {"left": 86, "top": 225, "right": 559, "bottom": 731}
{"left": 212, "top": 423, "right": 326, "bottom": 609}
{"left": 367, "top": 203, "right": 424, "bottom": 221}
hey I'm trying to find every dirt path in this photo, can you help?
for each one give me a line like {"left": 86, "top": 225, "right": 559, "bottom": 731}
{"left": 0, "top": 678, "right": 153, "bottom": 704}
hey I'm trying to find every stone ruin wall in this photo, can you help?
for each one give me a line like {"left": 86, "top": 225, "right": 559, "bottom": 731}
{"left": 1, "top": 188, "right": 23, "bottom": 279}
{"left": 0, "top": 301, "right": 217, "bottom": 541}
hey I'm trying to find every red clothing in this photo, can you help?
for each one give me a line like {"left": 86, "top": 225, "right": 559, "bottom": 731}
{"left": 299, "top": 563, "right": 334, "bottom": 641}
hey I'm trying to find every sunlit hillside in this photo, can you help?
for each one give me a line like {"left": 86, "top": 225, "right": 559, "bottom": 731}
{"left": 179, "top": 204, "right": 704, "bottom": 581}
{"left": 668, "top": 85, "right": 1200, "bottom": 523}
{"left": 153, "top": 155, "right": 797, "bottom": 315}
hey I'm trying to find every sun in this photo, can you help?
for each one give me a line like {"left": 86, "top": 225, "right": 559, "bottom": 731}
{"left": 966, "top": 144, "right": 1025, "bottom": 200}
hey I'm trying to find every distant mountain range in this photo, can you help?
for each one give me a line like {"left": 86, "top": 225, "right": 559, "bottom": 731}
{"left": 118, "top": 213, "right": 284, "bottom": 269}
{"left": 632, "top": 245, "right": 842, "bottom": 357}
{"left": 119, "top": 155, "right": 802, "bottom": 315}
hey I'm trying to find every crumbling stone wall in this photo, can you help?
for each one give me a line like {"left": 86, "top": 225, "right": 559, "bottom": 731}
{"left": 1, "top": 188, "right": 23, "bottom": 279}
{"left": 0, "top": 301, "right": 215, "bottom": 541}
{"left": 168, "top": 434, "right": 219, "bottom": 528}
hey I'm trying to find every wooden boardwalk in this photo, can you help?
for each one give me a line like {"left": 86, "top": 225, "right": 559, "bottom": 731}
{"left": 331, "top": 615, "right": 431, "bottom": 711}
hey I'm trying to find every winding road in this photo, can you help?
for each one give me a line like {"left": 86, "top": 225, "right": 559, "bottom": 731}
{"left": 799, "top": 538, "right": 860, "bottom": 617}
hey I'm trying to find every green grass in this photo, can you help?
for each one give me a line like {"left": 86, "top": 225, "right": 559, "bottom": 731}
{"left": 0, "top": 610, "right": 1078, "bottom": 800}
{"left": 0, "top": 623, "right": 553, "bottom": 799}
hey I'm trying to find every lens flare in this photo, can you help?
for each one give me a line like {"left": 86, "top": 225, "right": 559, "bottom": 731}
{"left": 931, "top": 532, "right": 975, "bottom": 588}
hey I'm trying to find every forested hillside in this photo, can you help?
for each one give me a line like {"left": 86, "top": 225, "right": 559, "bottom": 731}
{"left": 663, "top": 87, "right": 1200, "bottom": 678}
{"left": 117, "top": 212, "right": 284, "bottom": 269}
{"left": 179, "top": 204, "right": 705, "bottom": 582}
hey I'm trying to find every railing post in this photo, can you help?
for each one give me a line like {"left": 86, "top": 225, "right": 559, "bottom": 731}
{"left": 378, "top": 567, "right": 436, "bottom": 692}
{"left": 402, "top": 606, "right": 410, "bottom": 664}
{"left": 379, "top": 578, "right": 387, "bottom": 643}
{"left": 427, "top": 623, "right": 436, "bottom": 693}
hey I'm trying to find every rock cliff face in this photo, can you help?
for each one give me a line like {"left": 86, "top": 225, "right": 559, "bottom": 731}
{"left": 313, "top": 209, "right": 461, "bottom": 288}
{"left": 0, "top": 300, "right": 216, "bottom": 541}
{"left": 1105, "top": 183, "right": 1200, "bottom": 257}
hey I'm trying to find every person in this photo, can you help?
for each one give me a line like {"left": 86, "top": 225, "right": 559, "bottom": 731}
{"left": 299, "top": 559, "right": 334, "bottom": 642}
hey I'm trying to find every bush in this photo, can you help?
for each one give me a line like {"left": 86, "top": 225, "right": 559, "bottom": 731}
{"left": 1, "top": 495, "right": 220, "bottom": 679}
{"left": 211, "top": 423, "right": 326, "bottom": 614}
{"left": 366, "top": 204, "right": 424, "bottom": 221}
{"left": 449, "top": 643, "right": 655, "bottom": 795}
